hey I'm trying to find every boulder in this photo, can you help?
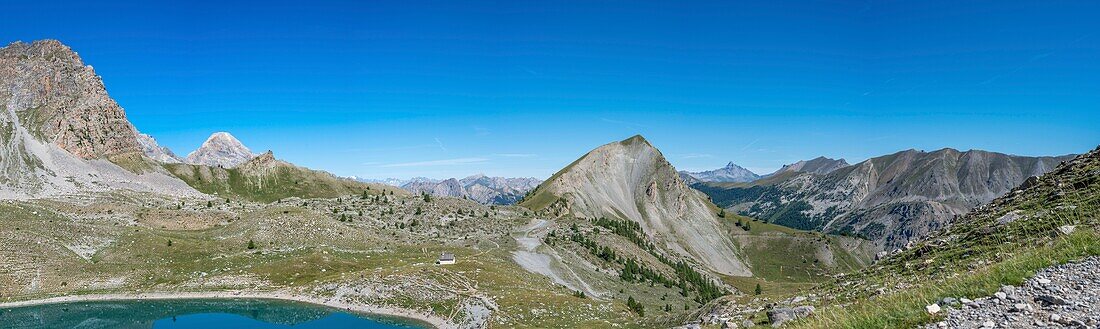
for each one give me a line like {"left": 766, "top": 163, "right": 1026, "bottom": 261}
{"left": 926, "top": 303, "right": 942, "bottom": 314}
{"left": 767, "top": 306, "right": 814, "bottom": 327}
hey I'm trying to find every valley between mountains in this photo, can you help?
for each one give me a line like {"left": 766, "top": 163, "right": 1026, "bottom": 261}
{"left": 1, "top": 39, "right": 1097, "bottom": 329}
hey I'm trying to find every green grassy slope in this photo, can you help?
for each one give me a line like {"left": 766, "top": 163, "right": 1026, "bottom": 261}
{"left": 163, "top": 158, "right": 403, "bottom": 203}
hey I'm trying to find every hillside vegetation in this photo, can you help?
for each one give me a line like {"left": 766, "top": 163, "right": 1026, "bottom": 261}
{"left": 164, "top": 151, "right": 404, "bottom": 203}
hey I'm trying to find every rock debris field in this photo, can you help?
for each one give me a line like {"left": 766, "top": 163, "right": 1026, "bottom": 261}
{"left": 927, "top": 256, "right": 1100, "bottom": 328}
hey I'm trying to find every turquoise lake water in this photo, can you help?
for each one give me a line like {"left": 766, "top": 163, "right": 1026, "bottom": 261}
{"left": 0, "top": 298, "right": 430, "bottom": 329}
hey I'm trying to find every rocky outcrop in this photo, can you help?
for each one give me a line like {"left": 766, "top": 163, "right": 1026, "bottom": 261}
{"left": 0, "top": 40, "right": 201, "bottom": 198}
{"left": 768, "top": 306, "right": 815, "bottom": 327}
{"left": 681, "top": 162, "right": 760, "bottom": 183}
{"left": 135, "top": 132, "right": 182, "bottom": 163}
{"left": 522, "top": 135, "right": 751, "bottom": 277}
{"left": 185, "top": 132, "right": 255, "bottom": 168}
{"left": 0, "top": 40, "right": 141, "bottom": 159}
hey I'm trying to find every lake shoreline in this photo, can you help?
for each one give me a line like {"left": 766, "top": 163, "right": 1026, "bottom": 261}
{"left": 0, "top": 291, "right": 451, "bottom": 329}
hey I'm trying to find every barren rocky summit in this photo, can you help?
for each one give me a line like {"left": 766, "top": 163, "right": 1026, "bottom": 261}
{"left": 185, "top": 131, "right": 256, "bottom": 168}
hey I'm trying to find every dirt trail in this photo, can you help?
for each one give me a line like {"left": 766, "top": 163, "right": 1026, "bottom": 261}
{"left": 510, "top": 219, "right": 604, "bottom": 299}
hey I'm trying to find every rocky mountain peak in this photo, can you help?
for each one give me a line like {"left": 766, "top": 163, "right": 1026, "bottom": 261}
{"left": 620, "top": 134, "right": 652, "bottom": 147}
{"left": 1, "top": 39, "right": 141, "bottom": 159}
{"left": 523, "top": 135, "right": 751, "bottom": 276}
{"left": 234, "top": 150, "right": 285, "bottom": 173}
{"left": 0, "top": 40, "right": 201, "bottom": 198}
{"left": 682, "top": 161, "right": 761, "bottom": 183}
{"left": 185, "top": 132, "right": 255, "bottom": 168}
{"left": 134, "top": 132, "right": 182, "bottom": 163}
{"left": 253, "top": 150, "right": 276, "bottom": 162}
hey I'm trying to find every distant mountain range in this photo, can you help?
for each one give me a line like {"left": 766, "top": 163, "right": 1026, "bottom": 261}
{"left": 400, "top": 175, "right": 541, "bottom": 205}
{"left": 352, "top": 177, "right": 409, "bottom": 187}
{"left": 679, "top": 162, "right": 760, "bottom": 183}
{"left": 692, "top": 148, "right": 1075, "bottom": 251}
{"left": 680, "top": 156, "right": 849, "bottom": 184}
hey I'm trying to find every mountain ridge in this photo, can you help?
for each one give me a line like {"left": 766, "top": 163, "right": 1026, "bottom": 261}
{"left": 695, "top": 147, "right": 1075, "bottom": 251}
{"left": 401, "top": 174, "right": 542, "bottom": 205}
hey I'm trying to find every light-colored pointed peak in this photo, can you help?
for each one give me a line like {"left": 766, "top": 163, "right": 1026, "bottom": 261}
{"left": 134, "top": 131, "right": 182, "bottom": 163}
{"left": 619, "top": 134, "right": 652, "bottom": 147}
{"left": 524, "top": 136, "right": 752, "bottom": 276}
{"left": 206, "top": 131, "right": 241, "bottom": 143}
{"left": 185, "top": 132, "right": 255, "bottom": 168}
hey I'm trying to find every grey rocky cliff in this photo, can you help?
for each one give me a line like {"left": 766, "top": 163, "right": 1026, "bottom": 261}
{"left": 0, "top": 40, "right": 201, "bottom": 198}
{"left": 0, "top": 39, "right": 141, "bottom": 159}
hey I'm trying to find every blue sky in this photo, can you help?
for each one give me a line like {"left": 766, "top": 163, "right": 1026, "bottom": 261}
{"left": 2, "top": 1, "right": 1097, "bottom": 179}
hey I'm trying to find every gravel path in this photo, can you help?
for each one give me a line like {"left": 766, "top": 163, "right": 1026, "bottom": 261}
{"left": 926, "top": 257, "right": 1100, "bottom": 328}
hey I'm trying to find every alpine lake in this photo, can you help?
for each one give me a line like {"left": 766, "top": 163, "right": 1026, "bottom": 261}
{"left": 0, "top": 298, "right": 431, "bottom": 329}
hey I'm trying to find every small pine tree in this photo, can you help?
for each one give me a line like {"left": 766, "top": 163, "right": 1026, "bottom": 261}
{"left": 754, "top": 283, "right": 762, "bottom": 295}
{"left": 247, "top": 239, "right": 256, "bottom": 250}
{"left": 206, "top": 200, "right": 212, "bottom": 208}
{"left": 423, "top": 193, "right": 432, "bottom": 202}
{"left": 167, "top": 239, "right": 172, "bottom": 247}
{"left": 626, "top": 296, "right": 644, "bottom": 316}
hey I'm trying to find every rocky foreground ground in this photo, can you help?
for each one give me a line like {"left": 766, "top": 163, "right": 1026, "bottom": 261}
{"left": 927, "top": 256, "right": 1100, "bottom": 329}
